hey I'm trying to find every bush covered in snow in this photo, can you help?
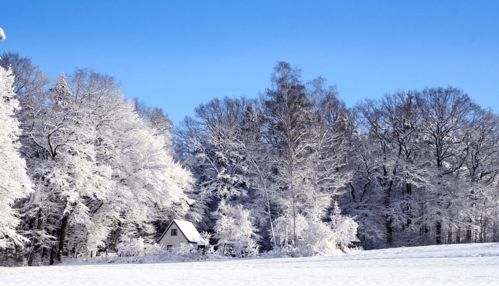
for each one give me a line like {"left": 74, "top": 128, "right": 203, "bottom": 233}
{"left": 300, "top": 220, "right": 340, "bottom": 256}
{"left": 214, "top": 202, "right": 259, "bottom": 257}
{"left": 65, "top": 241, "right": 218, "bottom": 265}
{"left": 116, "top": 238, "right": 162, "bottom": 257}
{"left": 272, "top": 202, "right": 358, "bottom": 256}
{"left": 329, "top": 203, "right": 359, "bottom": 251}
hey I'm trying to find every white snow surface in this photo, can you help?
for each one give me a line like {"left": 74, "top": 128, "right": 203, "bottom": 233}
{"left": 1, "top": 243, "right": 499, "bottom": 286}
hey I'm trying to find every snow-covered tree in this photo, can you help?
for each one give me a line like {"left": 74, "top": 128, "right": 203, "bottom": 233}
{"left": 214, "top": 202, "right": 259, "bottom": 257}
{"left": 95, "top": 95, "right": 192, "bottom": 244}
{"left": 176, "top": 97, "right": 256, "bottom": 231}
{"left": 355, "top": 92, "right": 428, "bottom": 246}
{"left": 459, "top": 109, "right": 499, "bottom": 243}
{"left": 10, "top": 68, "right": 193, "bottom": 264}
{"left": 262, "top": 62, "right": 318, "bottom": 246}
{"left": 308, "top": 78, "right": 354, "bottom": 219}
{"left": 416, "top": 88, "right": 477, "bottom": 244}
{"left": 273, "top": 214, "right": 308, "bottom": 248}
{"left": 19, "top": 75, "right": 113, "bottom": 264}
{"left": 274, "top": 203, "right": 358, "bottom": 256}
{"left": 134, "top": 99, "right": 174, "bottom": 152}
{"left": 0, "top": 67, "right": 32, "bottom": 248}
{"left": 328, "top": 202, "right": 358, "bottom": 251}
{"left": 238, "top": 104, "right": 279, "bottom": 249}
{"left": 176, "top": 62, "right": 360, "bottom": 253}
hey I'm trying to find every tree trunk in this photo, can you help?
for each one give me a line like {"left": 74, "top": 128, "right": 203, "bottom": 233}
{"left": 266, "top": 192, "right": 276, "bottom": 248}
{"left": 385, "top": 215, "right": 393, "bottom": 246}
{"left": 27, "top": 249, "right": 36, "bottom": 266}
{"left": 384, "top": 184, "right": 393, "bottom": 246}
{"left": 465, "top": 219, "right": 472, "bottom": 243}
{"left": 55, "top": 213, "right": 70, "bottom": 263}
{"left": 257, "top": 169, "right": 276, "bottom": 249}
{"left": 435, "top": 221, "right": 442, "bottom": 244}
{"left": 492, "top": 222, "right": 499, "bottom": 242}
{"left": 28, "top": 208, "right": 44, "bottom": 266}
{"left": 292, "top": 195, "right": 296, "bottom": 246}
{"left": 447, "top": 227, "right": 452, "bottom": 244}
{"left": 456, "top": 226, "right": 461, "bottom": 244}
{"left": 290, "top": 160, "right": 297, "bottom": 247}
{"left": 49, "top": 247, "right": 55, "bottom": 265}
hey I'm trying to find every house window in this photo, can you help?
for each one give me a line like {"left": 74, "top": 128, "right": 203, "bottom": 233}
{"left": 166, "top": 245, "right": 172, "bottom": 251}
{"left": 171, "top": 229, "right": 178, "bottom": 236}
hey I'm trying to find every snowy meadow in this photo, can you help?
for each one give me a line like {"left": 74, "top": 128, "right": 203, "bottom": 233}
{"left": 1, "top": 243, "right": 499, "bottom": 285}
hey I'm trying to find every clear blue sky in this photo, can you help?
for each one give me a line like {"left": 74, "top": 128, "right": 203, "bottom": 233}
{"left": 2, "top": 0, "right": 498, "bottom": 124}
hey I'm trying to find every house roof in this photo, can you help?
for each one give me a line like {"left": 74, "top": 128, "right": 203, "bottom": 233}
{"left": 158, "top": 219, "right": 207, "bottom": 245}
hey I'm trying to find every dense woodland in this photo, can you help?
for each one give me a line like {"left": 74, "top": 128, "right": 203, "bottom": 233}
{"left": 0, "top": 53, "right": 498, "bottom": 266}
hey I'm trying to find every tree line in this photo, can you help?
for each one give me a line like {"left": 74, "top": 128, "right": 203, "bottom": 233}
{"left": 178, "top": 62, "right": 499, "bottom": 251}
{"left": 0, "top": 54, "right": 498, "bottom": 265}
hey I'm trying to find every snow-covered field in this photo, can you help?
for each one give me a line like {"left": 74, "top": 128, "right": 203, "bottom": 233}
{"left": 1, "top": 243, "right": 499, "bottom": 286}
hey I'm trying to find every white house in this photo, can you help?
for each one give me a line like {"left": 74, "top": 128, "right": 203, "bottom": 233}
{"left": 158, "top": 219, "right": 207, "bottom": 250}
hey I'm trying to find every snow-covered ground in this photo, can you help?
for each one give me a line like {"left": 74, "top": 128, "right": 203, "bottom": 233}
{"left": 1, "top": 243, "right": 499, "bottom": 286}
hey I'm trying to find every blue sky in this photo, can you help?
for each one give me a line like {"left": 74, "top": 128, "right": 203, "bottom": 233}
{"left": 1, "top": 0, "right": 498, "bottom": 124}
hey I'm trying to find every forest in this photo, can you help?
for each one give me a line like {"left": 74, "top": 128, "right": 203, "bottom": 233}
{"left": 1, "top": 53, "right": 498, "bottom": 266}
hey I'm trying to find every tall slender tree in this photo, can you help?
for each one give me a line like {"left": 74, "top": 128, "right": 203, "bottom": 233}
{"left": 262, "top": 62, "right": 317, "bottom": 246}
{"left": 0, "top": 66, "right": 32, "bottom": 250}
